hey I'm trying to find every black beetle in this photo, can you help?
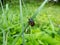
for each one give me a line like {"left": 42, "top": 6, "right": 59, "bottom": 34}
{"left": 28, "top": 18, "right": 35, "bottom": 26}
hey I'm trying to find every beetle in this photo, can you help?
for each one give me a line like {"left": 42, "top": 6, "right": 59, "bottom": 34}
{"left": 28, "top": 18, "right": 35, "bottom": 26}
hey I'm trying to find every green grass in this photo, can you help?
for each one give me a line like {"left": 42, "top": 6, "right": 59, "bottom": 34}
{"left": 0, "top": 1, "right": 60, "bottom": 45}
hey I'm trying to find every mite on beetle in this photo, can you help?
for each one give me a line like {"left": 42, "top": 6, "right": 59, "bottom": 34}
{"left": 28, "top": 18, "right": 35, "bottom": 26}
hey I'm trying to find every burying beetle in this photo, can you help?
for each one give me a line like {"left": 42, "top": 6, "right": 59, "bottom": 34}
{"left": 28, "top": 18, "right": 35, "bottom": 27}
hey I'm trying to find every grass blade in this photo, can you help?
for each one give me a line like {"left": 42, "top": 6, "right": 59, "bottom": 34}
{"left": 11, "top": 0, "right": 25, "bottom": 45}
{"left": 0, "top": 28, "right": 6, "bottom": 45}
{"left": 31, "top": 0, "right": 48, "bottom": 19}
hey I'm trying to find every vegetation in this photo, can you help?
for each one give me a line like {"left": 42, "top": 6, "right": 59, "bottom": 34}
{"left": 0, "top": 0, "right": 60, "bottom": 45}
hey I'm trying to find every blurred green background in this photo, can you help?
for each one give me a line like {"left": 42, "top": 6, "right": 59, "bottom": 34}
{"left": 0, "top": 0, "right": 60, "bottom": 45}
